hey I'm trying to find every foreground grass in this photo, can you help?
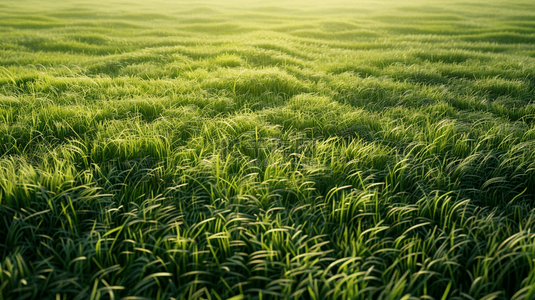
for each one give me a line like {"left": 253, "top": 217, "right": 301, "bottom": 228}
{"left": 1, "top": 0, "right": 535, "bottom": 299}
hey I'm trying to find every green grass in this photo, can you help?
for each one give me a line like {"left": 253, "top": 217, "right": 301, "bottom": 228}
{"left": 1, "top": 0, "right": 535, "bottom": 299}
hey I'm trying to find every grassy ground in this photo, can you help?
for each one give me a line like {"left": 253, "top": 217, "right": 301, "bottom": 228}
{"left": 1, "top": 0, "right": 535, "bottom": 299}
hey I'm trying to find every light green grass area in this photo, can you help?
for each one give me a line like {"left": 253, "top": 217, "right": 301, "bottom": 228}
{"left": 1, "top": 0, "right": 535, "bottom": 299}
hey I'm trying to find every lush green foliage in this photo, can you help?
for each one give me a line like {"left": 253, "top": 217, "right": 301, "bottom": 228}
{"left": 1, "top": 0, "right": 535, "bottom": 299}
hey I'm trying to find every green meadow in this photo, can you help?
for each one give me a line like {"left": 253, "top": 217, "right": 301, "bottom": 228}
{"left": 1, "top": 0, "right": 535, "bottom": 299}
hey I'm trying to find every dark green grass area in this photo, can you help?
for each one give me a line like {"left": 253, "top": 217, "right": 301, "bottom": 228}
{"left": 1, "top": 0, "right": 535, "bottom": 299}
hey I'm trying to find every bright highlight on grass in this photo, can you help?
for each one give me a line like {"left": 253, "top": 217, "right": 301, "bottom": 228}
{"left": 1, "top": 0, "right": 535, "bottom": 299}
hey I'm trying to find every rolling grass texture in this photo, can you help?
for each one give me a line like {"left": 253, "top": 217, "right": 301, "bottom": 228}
{"left": 1, "top": 0, "right": 535, "bottom": 299}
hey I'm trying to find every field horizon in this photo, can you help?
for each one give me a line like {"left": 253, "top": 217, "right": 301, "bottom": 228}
{"left": 1, "top": 0, "right": 535, "bottom": 299}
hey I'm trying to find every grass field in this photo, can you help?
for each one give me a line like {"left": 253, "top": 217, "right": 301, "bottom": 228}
{"left": 1, "top": 0, "right": 535, "bottom": 299}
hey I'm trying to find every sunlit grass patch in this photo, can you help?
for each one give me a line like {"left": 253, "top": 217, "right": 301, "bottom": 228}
{"left": 470, "top": 76, "right": 531, "bottom": 98}
{"left": 211, "top": 53, "right": 243, "bottom": 68}
{"left": 203, "top": 67, "right": 307, "bottom": 97}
